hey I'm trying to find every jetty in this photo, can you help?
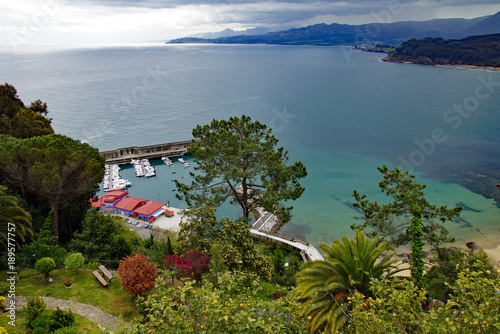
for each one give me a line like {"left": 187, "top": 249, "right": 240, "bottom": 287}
{"left": 99, "top": 140, "right": 193, "bottom": 164}
{"left": 250, "top": 229, "right": 324, "bottom": 262}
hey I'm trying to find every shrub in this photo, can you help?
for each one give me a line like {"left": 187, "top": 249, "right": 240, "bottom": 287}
{"left": 35, "top": 257, "right": 56, "bottom": 278}
{"left": 52, "top": 327, "right": 78, "bottom": 334}
{"left": 117, "top": 254, "right": 158, "bottom": 296}
{"left": 64, "top": 253, "right": 85, "bottom": 271}
{"left": 81, "top": 261, "right": 101, "bottom": 269}
{"left": 163, "top": 254, "right": 193, "bottom": 280}
{"left": 30, "top": 316, "right": 48, "bottom": 333}
{"left": 48, "top": 307, "right": 75, "bottom": 332}
{"left": 0, "top": 327, "right": 7, "bottom": 334}
{"left": 0, "top": 282, "right": 10, "bottom": 295}
{"left": 183, "top": 249, "right": 210, "bottom": 281}
{"left": 24, "top": 295, "right": 46, "bottom": 325}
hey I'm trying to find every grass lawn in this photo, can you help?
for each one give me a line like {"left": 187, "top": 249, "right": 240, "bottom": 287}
{"left": 0, "top": 268, "right": 138, "bottom": 324}
{"left": 0, "top": 309, "right": 103, "bottom": 334}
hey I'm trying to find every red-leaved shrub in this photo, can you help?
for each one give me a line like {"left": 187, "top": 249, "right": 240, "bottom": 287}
{"left": 118, "top": 254, "right": 158, "bottom": 296}
{"left": 163, "top": 254, "right": 193, "bottom": 279}
{"left": 183, "top": 249, "right": 210, "bottom": 281}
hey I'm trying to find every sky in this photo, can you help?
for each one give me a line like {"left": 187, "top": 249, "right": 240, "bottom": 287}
{"left": 1, "top": 0, "right": 500, "bottom": 47}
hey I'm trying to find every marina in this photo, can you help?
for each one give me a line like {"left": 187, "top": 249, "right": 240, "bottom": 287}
{"left": 99, "top": 140, "right": 193, "bottom": 164}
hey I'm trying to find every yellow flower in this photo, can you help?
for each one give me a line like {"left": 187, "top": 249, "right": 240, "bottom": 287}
{"left": 486, "top": 270, "right": 491, "bottom": 274}
{"left": 445, "top": 318, "right": 449, "bottom": 322}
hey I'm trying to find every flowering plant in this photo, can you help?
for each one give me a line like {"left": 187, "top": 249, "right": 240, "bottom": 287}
{"left": 63, "top": 280, "right": 72, "bottom": 287}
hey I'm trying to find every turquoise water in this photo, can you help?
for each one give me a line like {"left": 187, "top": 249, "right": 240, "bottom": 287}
{"left": 1, "top": 44, "right": 499, "bottom": 247}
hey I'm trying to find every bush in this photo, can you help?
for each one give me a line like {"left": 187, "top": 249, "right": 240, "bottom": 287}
{"left": 52, "top": 327, "right": 78, "bottom": 334}
{"left": 0, "top": 282, "right": 10, "bottom": 295}
{"left": 30, "top": 316, "right": 48, "bottom": 333}
{"left": 117, "top": 254, "right": 158, "bottom": 296}
{"left": 24, "top": 295, "right": 46, "bottom": 325}
{"left": 48, "top": 307, "right": 75, "bottom": 332}
{"left": 35, "top": 257, "right": 56, "bottom": 278}
{"left": 64, "top": 253, "right": 85, "bottom": 271}
{"left": 0, "top": 327, "right": 7, "bottom": 334}
{"left": 81, "top": 261, "right": 101, "bottom": 269}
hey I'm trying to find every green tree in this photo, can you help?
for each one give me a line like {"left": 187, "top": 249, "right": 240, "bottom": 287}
{"left": 133, "top": 271, "right": 307, "bottom": 334}
{"left": 411, "top": 204, "right": 424, "bottom": 289}
{"left": 35, "top": 257, "right": 56, "bottom": 279}
{"left": 0, "top": 185, "right": 32, "bottom": 251}
{"left": 349, "top": 262, "right": 500, "bottom": 333}
{"left": 175, "top": 115, "right": 307, "bottom": 222}
{"left": 64, "top": 252, "right": 85, "bottom": 272}
{"left": 178, "top": 202, "right": 273, "bottom": 280}
{"left": 0, "top": 83, "right": 53, "bottom": 138}
{"left": 18, "top": 212, "right": 67, "bottom": 268}
{"left": 295, "top": 231, "right": 401, "bottom": 333}
{"left": 351, "top": 165, "right": 462, "bottom": 249}
{"left": 70, "top": 210, "right": 132, "bottom": 261}
{"left": 0, "top": 134, "right": 105, "bottom": 243}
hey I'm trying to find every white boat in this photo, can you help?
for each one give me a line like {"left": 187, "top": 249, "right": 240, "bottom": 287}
{"left": 178, "top": 158, "right": 185, "bottom": 164}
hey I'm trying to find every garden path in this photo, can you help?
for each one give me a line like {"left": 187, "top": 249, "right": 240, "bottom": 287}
{"left": 9, "top": 296, "right": 128, "bottom": 333}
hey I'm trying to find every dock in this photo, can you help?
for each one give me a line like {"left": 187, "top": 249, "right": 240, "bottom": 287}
{"left": 99, "top": 140, "right": 193, "bottom": 163}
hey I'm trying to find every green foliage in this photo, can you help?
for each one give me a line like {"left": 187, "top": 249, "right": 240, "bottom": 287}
{"left": 425, "top": 247, "right": 496, "bottom": 302}
{"left": 177, "top": 202, "right": 273, "bottom": 280}
{"left": 349, "top": 262, "right": 500, "bottom": 333}
{"left": 411, "top": 204, "right": 425, "bottom": 289}
{"left": 64, "top": 252, "right": 85, "bottom": 271}
{"left": 133, "top": 271, "right": 308, "bottom": 333}
{"left": 352, "top": 165, "right": 461, "bottom": 248}
{"left": 71, "top": 210, "right": 133, "bottom": 261}
{"left": 30, "top": 315, "right": 48, "bottom": 333}
{"left": 261, "top": 242, "right": 302, "bottom": 286}
{"left": 295, "top": 230, "right": 401, "bottom": 333}
{"left": 24, "top": 295, "right": 46, "bottom": 324}
{"left": 175, "top": 115, "right": 307, "bottom": 222}
{"left": 0, "top": 133, "right": 105, "bottom": 243}
{"left": 18, "top": 212, "right": 67, "bottom": 268}
{"left": 52, "top": 327, "right": 78, "bottom": 334}
{"left": 35, "top": 257, "right": 56, "bottom": 278}
{"left": 0, "top": 83, "right": 54, "bottom": 139}
{"left": 0, "top": 185, "right": 33, "bottom": 252}
{"left": 47, "top": 307, "right": 75, "bottom": 332}
{"left": 0, "top": 282, "right": 9, "bottom": 295}
{"left": 388, "top": 34, "right": 500, "bottom": 67}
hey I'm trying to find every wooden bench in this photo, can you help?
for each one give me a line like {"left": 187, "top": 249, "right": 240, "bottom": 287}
{"left": 92, "top": 270, "right": 108, "bottom": 287}
{"left": 98, "top": 265, "right": 114, "bottom": 281}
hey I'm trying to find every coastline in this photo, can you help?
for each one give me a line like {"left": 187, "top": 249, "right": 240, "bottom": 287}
{"left": 383, "top": 58, "right": 500, "bottom": 72}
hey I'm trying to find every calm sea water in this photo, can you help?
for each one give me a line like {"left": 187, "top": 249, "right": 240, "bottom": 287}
{"left": 1, "top": 43, "right": 499, "bottom": 247}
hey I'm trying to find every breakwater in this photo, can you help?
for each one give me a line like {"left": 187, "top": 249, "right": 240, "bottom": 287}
{"left": 99, "top": 140, "right": 192, "bottom": 163}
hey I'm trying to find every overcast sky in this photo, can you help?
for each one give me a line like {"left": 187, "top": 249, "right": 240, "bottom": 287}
{"left": 1, "top": 0, "right": 500, "bottom": 47}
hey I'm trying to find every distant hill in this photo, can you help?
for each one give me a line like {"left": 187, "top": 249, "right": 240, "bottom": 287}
{"left": 386, "top": 33, "right": 500, "bottom": 67}
{"left": 167, "top": 12, "right": 500, "bottom": 46}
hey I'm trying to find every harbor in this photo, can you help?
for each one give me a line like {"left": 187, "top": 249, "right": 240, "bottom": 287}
{"left": 99, "top": 140, "right": 194, "bottom": 164}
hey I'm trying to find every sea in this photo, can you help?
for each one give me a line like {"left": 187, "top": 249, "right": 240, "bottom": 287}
{"left": 1, "top": 43, "right": 499, "bottom": 248}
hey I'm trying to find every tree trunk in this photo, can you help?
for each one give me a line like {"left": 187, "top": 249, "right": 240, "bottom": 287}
{"left": 52, "top": 197, "right": 59, "bottom": 244}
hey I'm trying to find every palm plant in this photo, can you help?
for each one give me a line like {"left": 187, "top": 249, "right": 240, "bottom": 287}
{"left": 0, "top": 186, "right": 33, "bottom": 251}
{"left": 295, "top": 230, "right": 401, "bottom": 333}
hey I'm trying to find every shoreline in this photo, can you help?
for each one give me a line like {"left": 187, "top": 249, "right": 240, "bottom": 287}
{"left": 383, "top": 58, "right": 500, "bottom": 72}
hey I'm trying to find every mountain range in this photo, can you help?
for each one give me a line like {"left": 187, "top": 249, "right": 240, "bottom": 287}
{"left": 168, "top": 11, "right": 500, "bottom": 46}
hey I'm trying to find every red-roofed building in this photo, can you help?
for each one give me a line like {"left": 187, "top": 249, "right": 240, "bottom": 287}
{"left": 103, "top": 190, "right": 128, "bottom": 204}
{"left": 114, "top": 196, "right": 148, "bottom": 215}
{"left": 134, "top": 201, "right": 165, "bottom": 219}
{"left": 90, "top": 196, "right": 104, "bottom": 209}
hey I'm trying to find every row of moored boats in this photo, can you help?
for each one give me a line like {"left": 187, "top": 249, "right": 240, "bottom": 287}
{"left": 102, "top": 164, "right": 132, "bottom": 191}
{"left": 131, "top": 159, "right": 156, "bottom": 177}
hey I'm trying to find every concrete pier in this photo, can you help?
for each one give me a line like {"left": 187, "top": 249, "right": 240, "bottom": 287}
{"left": 99, "top": 140, "right": 193, "bottom": 163}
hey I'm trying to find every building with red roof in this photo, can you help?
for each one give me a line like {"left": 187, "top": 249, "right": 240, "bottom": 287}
{"left": 90, "top": 196, "right": 104, "bottom": 209}
{"left": 134, "top": 201, "right": 165, "bottom": 219}
{"left": 114, "top": 196, "right": 148, "bottom": 215}
{"left": 103, "top": 190, "right": 128, "bottom": 204}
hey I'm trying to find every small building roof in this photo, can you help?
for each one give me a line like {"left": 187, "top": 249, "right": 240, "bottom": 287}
{"left": 114, "top": 196, "right": 148, "bottom": 212}
{"left": 103, "top": 190, "right": 128, "bottom": 203}
{"left": 134, "top": 201, "right": 165, "bottom": 216}
{"left": 90, "top": 196, "right": 104, "bottom": 208}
